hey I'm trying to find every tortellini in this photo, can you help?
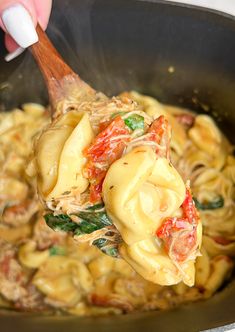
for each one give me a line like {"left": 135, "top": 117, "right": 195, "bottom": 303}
{"left": 33, "top": 256, "right": 93, "bottom": 307}
{"left": 188, "top": 115, "right": 230, "bottom": 159}
{"left": 176, "top": 111, "right": 235, "bottom": 253}
{"left": 31, "top": 91, "right": 235, "bottom": 290}
{"left": 103, "top": 146, "right": 185, "bottom": 244}
{"left": 18, "top": 240, "right": 49, "bottom": 268}
{"left": 103, "top": 146, "right": 200, "bottom": 286}
{"left": 120, "top": 238, "right": 196, "bottom": 286}
{"left": 202, "top": 235, "right": 235, "bottom": 257}
{"left": 195, "top": 247, "right": 233, "bottom": 296}
{"left": 179, "top": 115, "right": 231, "bottom": 180}
{"left": 1, "top": 96, "right": 235, "bottom": 315}
{"left": 34, "top": 111, "right": 94, "bottom": 200}
{"left": 33, "top": 94, "right": 203, "bottom": 287}
{"left": 0, "top": 176, "right": 28, "bottom": 204}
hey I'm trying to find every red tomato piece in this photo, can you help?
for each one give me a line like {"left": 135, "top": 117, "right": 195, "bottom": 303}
{"left": 156, "top": 186, "right": 200, "bottom": 262}
{"left": 84, "top": 116, "right": 130, "bottom": 203}
{"left": 1, "top": 254, "right": 12, "bottom": 277}
{"left": 148, "top": 115, "right": 171, "bottom": 158}
{"left": 89, "top": 183, "right": 104, "bottom": 203}
{"left": 99, "top": 119, "right": 112, "bottom": 132}
{"left": 212, "top": 236, "right": 233, "bottom": 246}
{"left": 175, "top": 113, "right": 195, "bottom": 128}
{"left": 89, "top": 293, "right": 133, "bottom": 312}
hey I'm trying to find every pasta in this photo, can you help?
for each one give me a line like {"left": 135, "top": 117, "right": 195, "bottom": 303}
{"left": 18, "top": 240, "right": 49, "bottom": 268}
{"left": 102, "top": 147, "right": 194, "bottom": 285}
{"left": 33, "top": 92, "right": 202, "bottom": 286}
{"left": 34, "top": 110, "right": 94, "bottom": 200}
{"left": 0, "top": 93, "right": 234, "bottom": 316}
{"left": 33, "top": 256, "right": 93, "bottom": 307}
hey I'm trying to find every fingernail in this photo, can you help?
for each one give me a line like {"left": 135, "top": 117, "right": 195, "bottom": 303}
{"left": 5, "top": 47, "right": 25, "bottom": 62}
{"left": 2, "top": 4, "right": 38, "bottom": 48}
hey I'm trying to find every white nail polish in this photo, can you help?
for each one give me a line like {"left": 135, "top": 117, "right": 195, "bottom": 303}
{"left": 2, "top": 4, "right": 38, "bottom": 48}
{"left": 5, "top": 47, "right": 25, "bottom": 62}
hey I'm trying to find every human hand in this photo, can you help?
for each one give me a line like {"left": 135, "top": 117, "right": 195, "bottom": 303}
{"left": 0, "top": 0, "right": 52, "bottom": 61}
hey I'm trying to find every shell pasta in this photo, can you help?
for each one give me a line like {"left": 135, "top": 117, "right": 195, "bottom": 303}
{"left": 0, "top": 93, "right": 234, "bottom": 315}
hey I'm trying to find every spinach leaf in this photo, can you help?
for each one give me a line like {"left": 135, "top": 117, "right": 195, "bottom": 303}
{"left": 111, "top": 112, "right": 144, "bottom": 131}
{"left": 93, "top": 238, "right": 119, "bottom": 258}
{"left": 194, "top": 196, "right": 224, "bottom": 210}
{"left": 124, "top": 114, "right": 144, "bottom": 131}
{"left": 49, "top": 246, "right": 66, "bottom": 256}
{"left": 44, "top": 204, "right": 112, "bottom": 236}
{"left": 77, "top": 207, "right": 112, "bottom": 229}
{"left": 44, "top": 205, "right": 120, "bottom": 258}
{"left": 44, "top": 213, "right": 78, "bottom": 232}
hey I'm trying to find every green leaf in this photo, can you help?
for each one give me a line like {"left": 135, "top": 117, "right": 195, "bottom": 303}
{"left": 74, "top": 220, "right": 100, "bottom": 235}
{"left": 44, "top": 214, "right": 78, "bottom": 232}
{"left": 104, "top": 247, "right": 119, "bottom": 257}
{"left": 92, "top": 238, "right": 119, "bottom": 258}
{"left": 49, "top": 246, "right": 66, "bottom": 256}
{"left": 111, "top": 112, "right": 144, "bottom": 131}
{"left": 44, "top": 205, "right": 119, "bottom": 258}
{"left": 86, "top": 203, "right": 104, "bottom": 211}
{"left": 124, "top": 114, "right": 144, "bottom": 131}
{"left": 44, "top": 204, "right": 112, "bottom": 236}
{"left": 92, "top": 238, "right": 107, "bottom": 248}
{"left": 77, "top": 209, "right": 112, "bottom": 229}
{"left": 193, "top": 196, "right": 224, "bottom": 210}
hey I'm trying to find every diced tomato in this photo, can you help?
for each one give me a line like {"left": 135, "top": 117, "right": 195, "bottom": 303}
{"left": 99, "top": 119, "right": 112, "bottom": 132}
{"left": 84, "top": 163, "right": 106, "bottom": 184}
{"left": 156, "top": 186, "right": 200, "bottom": 262}
{"left": 147, "top": 115, "right": 171, "bottom": 159}
{"left": 175, "top": 113, "right": 195, "bottom": 128}
{"left": 0, "top": 255, "right": 11, "bottom": 277}
{"left": 212, "top": 236, "right": 233, "bottom": 246}
{"left": 89, "top": 183, "right": 104, "bottom": 203}
{"left": 89, "top": 293, "right": 133, "bottom": 312}
{"left": 4, "top": 199, "right": 31, "bottom": 215}
{"left": 182, "top": 186, "right": 198, "bottom": 222}
{"left": 84, "top": 116, "right": 130, "bottom": 203}
{"left": 85, "top": 116, "right": 129, "bottom": 163}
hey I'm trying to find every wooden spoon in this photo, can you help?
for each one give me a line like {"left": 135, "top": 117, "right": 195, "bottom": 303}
{"left": 30, "top": 25, "right": 95, "bottom": 115}
{"left": 29, "top": 25, "right": 120, "bottom": 256}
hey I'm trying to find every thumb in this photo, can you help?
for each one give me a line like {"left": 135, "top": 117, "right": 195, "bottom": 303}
{"left": 0, "top": 1, "right": 38, "bottom": 49}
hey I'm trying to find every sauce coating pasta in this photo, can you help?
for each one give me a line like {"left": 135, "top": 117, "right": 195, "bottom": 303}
{"left": 0, "top": 94, "right": 234, "bottom": 315}
{"left": 33, "top": 92, "right": 202, "bottom": 286}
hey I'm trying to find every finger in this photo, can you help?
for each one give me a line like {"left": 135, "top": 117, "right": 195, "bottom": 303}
{"left": 0, "top": 2, "right": 38, "bottom": 48}
{"left": 1, "top": 0, "right": 52, "bottom": 61}
{"left": 5, "top": 33, "right": 18, "bottom": 51}
{"left": 33, "top": 0, "right": 52, "bottom": 30}
{"left": 4, "top": 33, "right": 25, "bottom": 62}
{"left": 0, "top": 0, "right": 38, "bottom": 31}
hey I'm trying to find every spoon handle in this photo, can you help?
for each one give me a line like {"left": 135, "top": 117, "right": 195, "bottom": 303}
{"left": 30, "top": 25, "right": 86, "bottom": 113}
{"left": 31, "top": 25, "right": 75, "bottom": 80}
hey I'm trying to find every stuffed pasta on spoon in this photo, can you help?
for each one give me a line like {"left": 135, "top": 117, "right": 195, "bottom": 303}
{"left": 28, "top": 26, "right": 202, "bottom": 287}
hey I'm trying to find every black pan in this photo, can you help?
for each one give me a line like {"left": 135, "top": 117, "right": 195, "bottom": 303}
{"left": 0, "top": 1, "right": 235, "bottom": 331}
